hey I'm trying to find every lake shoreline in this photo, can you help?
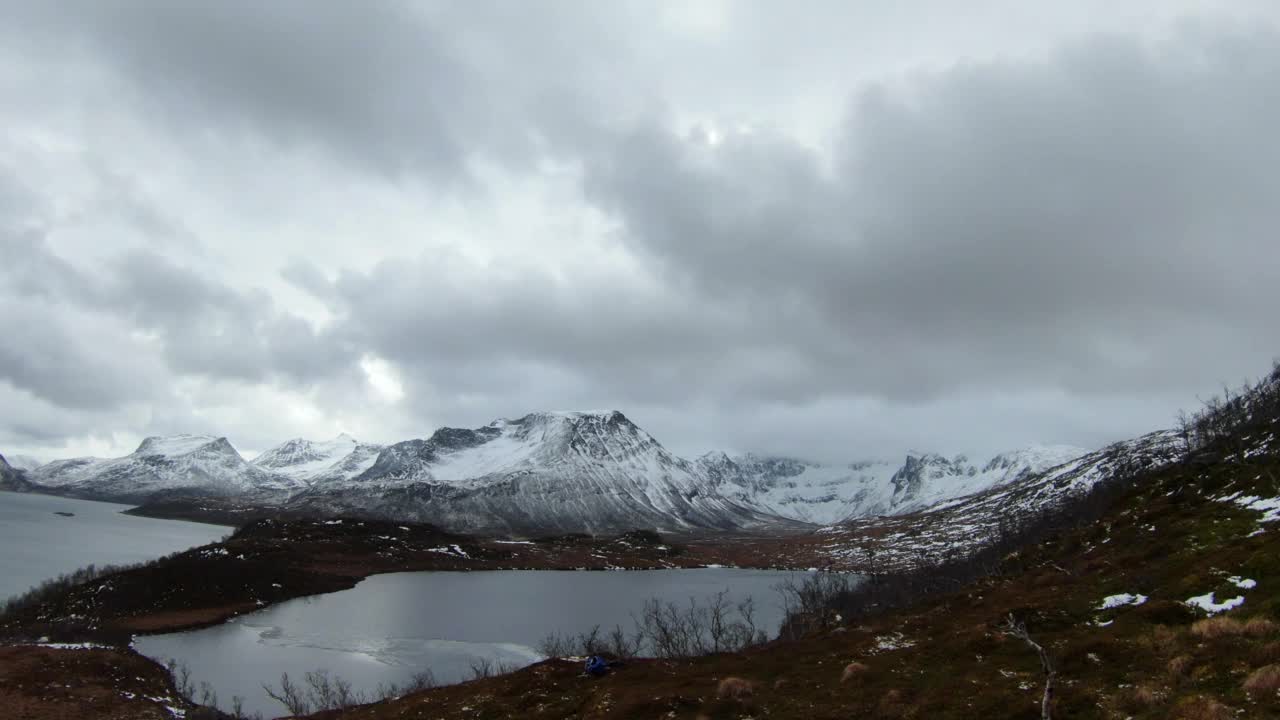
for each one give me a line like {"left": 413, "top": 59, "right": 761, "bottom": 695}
{"left": 1, "top": 516, "right": 834, "bottom": 645}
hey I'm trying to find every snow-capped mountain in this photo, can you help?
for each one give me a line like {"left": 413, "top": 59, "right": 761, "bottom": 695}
{"left": 696, "top": 445, "right": 1085, "bottom": 525}
{"left": 3, "top": 412, "right": 1096, "bottom": 535}
{"left": 252, "top": 434, "right": 383, "bottom": 483}
{"left": 26, "top": 434, "right": 303, "bottom": 502}
{"left": 0, "top": 453, "right": 30, "bottom": 491}
{"left": 2, "top": 454, "right": 44, "bottom": 471}
{"left": 809, "top": 429, "right": 1183, "bottom": 570}
{"left": 287, "top": 411, "right": 777, "bottom": 534}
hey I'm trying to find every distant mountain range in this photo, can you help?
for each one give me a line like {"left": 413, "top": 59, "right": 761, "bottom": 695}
{"left": 2, "top": 410, "right": 1087, "bottom": 534}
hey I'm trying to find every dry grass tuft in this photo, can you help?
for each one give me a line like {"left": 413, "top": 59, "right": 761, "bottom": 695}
{"left": 1243, "top": 617, "right": 1279, "bottom": 636}
{"left": 715, "top": 677, "right": 754, "bottom": 701}
{"left": 1242, "top": 664, "right": 1280, "bottom": 694}
{"left": 1171, "top": 695, "right": 1233, "bottom": 720}
{"left": 1167, "top": 654, "right": 1194, "bottom": 678}
{"left": 1253, "top": 641, "right": 1280, "bottom": 666}
{"left": 876, "top": 688, "right": 909, "bottom": 719}
{"left": 841, "top": 661, "right": 870, "bottom": 683}
{"left": 1117, "top": 684, "right": 1162, "bottom": 712}
{"left": 1191, "top": 617, "right": 1246, "bottom": 639}
{"left": 1148, "top": 625, "right": 1182, "bottom": 656}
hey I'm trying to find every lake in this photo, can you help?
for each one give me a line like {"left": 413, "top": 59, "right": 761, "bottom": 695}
{"left": 0, "top": 491, "right": 230, "bottom": 602}
{"left": 135, "top": 568, "right": 801, "bottom": 718}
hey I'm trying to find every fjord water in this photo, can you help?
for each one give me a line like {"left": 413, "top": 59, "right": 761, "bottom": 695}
{"left": 0, "top": 491, "right": 229, "bottom": 601}
{"left": 135, "top": 568, "right": 797, "bottom": 718}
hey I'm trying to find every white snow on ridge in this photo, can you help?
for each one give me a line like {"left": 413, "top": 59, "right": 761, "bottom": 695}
{"left": 705, "top": 444, "right": 1088, "bottom": 525}
{"left": 252, "top": 434, "right": 381, "bottom": 482}
{"left": 3, "top": 454, "right": 45, "bottom": 471}
{"left": 134, "top": 434, "right": 222, "bottom": 457}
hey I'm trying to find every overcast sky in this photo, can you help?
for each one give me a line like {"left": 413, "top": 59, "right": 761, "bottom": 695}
{"left": 3, "top": 1, "right": 1280, "bottom": 463}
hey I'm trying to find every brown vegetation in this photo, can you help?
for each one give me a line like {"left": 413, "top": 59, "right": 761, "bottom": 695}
{"left": 1243, "top": 664, "right": 1280, "bottom": 694}
{"left": 842, "top": 660, "right": 870, "bottom": 682}
{"left": 715, "top": 676, "right": 754, "bottom": 700}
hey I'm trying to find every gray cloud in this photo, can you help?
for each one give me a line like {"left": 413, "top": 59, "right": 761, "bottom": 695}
{"left": 1, "top": 3, "right": 1278, "bottom": 462}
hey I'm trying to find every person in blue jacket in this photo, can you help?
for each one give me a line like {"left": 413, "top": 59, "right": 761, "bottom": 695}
{"left": 584, "top": 655, "right": 609, "bottom": 677}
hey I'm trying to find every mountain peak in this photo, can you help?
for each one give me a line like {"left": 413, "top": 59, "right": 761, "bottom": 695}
{"left": 134, "top": 434, "right": 226, "bottom": 458}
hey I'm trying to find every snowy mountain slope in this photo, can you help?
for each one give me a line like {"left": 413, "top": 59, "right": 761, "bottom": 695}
{"left": 696, "top": 445, "right": 1085, "bottom": 525}
{"left": 808, "top": 429, "right": 1182, "bottom": 570}
{"left": 4, "top": 412, "right": 1097, "bottom": 536}
{"left": 0, "top": 453, "right": 32, "bottom": 491}
{"left": 287, "top": 411, "right": 782, "bottom": 534}
{"left": 252, "top": 434, "right": 382, "bottom": 482}
{"left": 2, "top": 454, "right": 44, "bottom": 471}
{"left": 26, "top": 434, "right": 303, "bottom": 502}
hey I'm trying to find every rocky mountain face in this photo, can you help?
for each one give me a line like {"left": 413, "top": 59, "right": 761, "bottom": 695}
{"left": 5, "top": 412, "right": 1092, "bottom": 534}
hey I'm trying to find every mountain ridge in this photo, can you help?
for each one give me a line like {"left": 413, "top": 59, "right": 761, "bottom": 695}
{"left": 5, "top": 410, "right": 1089, "bottom": 533}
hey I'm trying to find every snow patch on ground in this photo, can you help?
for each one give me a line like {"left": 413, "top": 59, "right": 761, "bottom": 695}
{"left": 1185, "top": 592, "right": 1246, "bottom": 615}
{"left": 1098, "top": 593, "right": 1147, "bottom": 610}
{"left": 1228, "top": 576, "right": 1258, "bottom": 590}
{"left": 871, "top": 632, "right": 914, "bottom": 653}
{"left": 36, "top": 642, "right": 112, "bottom": 650}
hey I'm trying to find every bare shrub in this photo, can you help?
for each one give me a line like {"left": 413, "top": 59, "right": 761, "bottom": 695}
{"left": 263, "top": 672, "right": 311, "bottom": 716}
{"left": 1243, "top": 664, "right": 1280, "bottom": 694}
{"left": 467, "top": 657, "right": 516, "bottom": 680}
{"left": 633, "top": 591, "right": 767, "bottom": 659}
{"left": 715, "top": 676, "right": 754, "bottom": 700}
{"left": 374, "top": 670, "right": 437, "bottom": 701}
{"left": 538, "top": 623, "right": 642, "bottom": 659}
{"left": 841, "top": 661, "right": 869, "bottom": 683}
{"left": 166, "top": 659, "right": 196, "bottom": 703}
{"left": 775, "top": 572, "right": 855, "bottom": 637}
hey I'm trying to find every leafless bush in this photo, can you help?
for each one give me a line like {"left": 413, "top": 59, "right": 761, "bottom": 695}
{"left": 166, "top": 659, "right": 196, "bottom": 703}
{"left": 1179, "top": 360, "right": 1280, "bottom": 467}
{"left": 466, "top": 657, "right": 517, "bottom": 680}
{"left": 374, "top": 670, "right": 437, "bottom": 700}
{"left": 633, "top": 589, "right": 767, "bottom": 658}
{"left": 263, "top": 672, "right": 311, "bottom": 716}
{"left": 775, "top": 573, "right": 855, "bottom": 638}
